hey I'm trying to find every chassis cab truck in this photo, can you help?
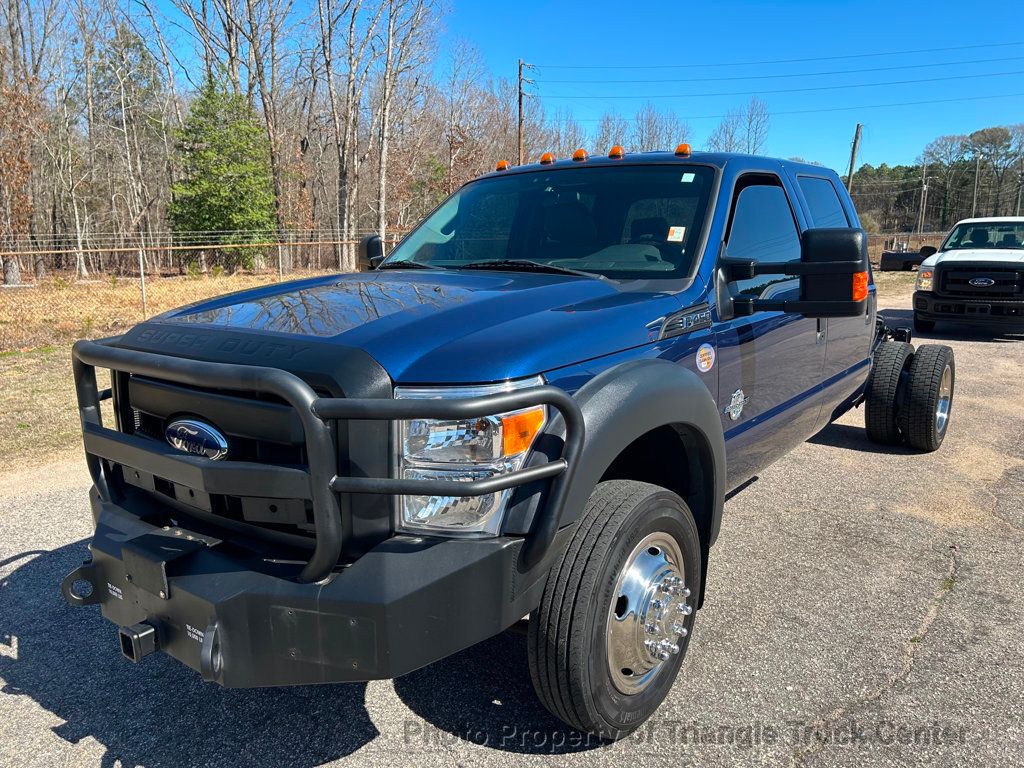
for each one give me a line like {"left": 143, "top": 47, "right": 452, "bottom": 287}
{"left": 63, "top": 147, "right": 955, "bottom": 739}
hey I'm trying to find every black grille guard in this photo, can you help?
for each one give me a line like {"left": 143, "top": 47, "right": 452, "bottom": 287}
{"left": 72, "top": 338, "right": 584, "bottom": 583}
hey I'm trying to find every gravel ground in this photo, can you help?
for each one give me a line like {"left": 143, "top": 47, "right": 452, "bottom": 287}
{"left": 1, "top": 294, "right": 1022, "bottom": 768}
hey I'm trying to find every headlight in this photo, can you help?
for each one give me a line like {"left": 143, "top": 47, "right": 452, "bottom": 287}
{"left": 916, "top": 268, "right": 934, "bottom": 292}
{"left": 394, "top": 377, "right": 546, "bottom": 535}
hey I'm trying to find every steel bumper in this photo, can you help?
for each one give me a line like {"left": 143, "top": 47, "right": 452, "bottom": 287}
{"left": 63, "top": 492, "right": 553, "bottom": 686}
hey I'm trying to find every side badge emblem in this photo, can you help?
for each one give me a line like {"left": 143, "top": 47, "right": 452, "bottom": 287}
{"left": 725, "top": 389, "right": 750, "bottom": 421}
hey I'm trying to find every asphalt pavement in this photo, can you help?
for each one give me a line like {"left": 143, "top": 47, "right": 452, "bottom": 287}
{"left": 1, "top": 297, "right": 1022, "bottom": 768}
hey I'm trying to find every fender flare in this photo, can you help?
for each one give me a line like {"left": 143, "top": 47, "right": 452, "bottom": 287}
{"left": 506, "top": 358, "right": 727, "bottom": 550}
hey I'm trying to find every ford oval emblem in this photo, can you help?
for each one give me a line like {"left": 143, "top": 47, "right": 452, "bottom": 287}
{"left": 968, "top": 277, "right": 996, "bottom": 287}
{"left": 165, "top": 419, "right": 229, "bottom": 460}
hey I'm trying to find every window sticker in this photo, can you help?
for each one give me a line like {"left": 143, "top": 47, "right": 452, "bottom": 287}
{"left": 667, "top": 226, "right": 686, "bottom": 243}
{"left": 681, "top": 172, "right": 696, "bottom": 183}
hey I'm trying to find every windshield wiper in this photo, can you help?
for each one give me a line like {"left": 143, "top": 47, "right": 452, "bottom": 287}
{"left": 452, "top": 259, "right": 601, "bottom": 278}
{"left": 377, "top": 260, "right": 440, "bottom": 270}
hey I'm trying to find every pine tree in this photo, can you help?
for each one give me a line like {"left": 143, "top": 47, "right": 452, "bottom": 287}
{"left": 170, "top": 79, "right": 275, "bottom": 270}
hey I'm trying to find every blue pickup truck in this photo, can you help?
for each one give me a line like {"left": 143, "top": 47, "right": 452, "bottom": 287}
{"left": 63, "top": 148, "right": 955, "bottom": 740}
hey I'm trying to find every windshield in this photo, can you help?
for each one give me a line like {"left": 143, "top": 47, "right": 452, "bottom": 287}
{"left": 382, "top": 164, "right": 716, "bottom": 280}
{"left": 942, "top": 221, "right": 1024, "bottom": 251}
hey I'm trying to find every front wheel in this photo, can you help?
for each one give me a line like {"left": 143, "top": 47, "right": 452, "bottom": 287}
{"left": 527, "top": 480, "right": 701, "bottom": 740}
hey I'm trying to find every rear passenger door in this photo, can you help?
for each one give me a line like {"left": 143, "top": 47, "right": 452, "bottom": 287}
{"left": 795, "top": 175, "right": 876, "bottom": 424}
{"left": 715, "top": 174, "right": 826, "bottom": 489}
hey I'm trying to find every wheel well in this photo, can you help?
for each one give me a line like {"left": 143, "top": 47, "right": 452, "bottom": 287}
{"left": 600, "top": 424, "right": 716, "bottom": 603}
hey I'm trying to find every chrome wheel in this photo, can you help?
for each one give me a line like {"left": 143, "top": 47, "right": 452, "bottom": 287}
{"left": 606, "top": 531, "right": 691, "bottom": 695}
{"left": 935, "top": 364, "right": 952, "bottom": 435}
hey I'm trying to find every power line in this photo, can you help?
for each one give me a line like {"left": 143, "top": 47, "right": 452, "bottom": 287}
{"left": 540, "top": 55, "right": 1024, "bottom": 84}
{"left": 534, "top": 41, "right": 1024, "bottom": 70}
{"left": 541, "top": 69, "right": 1024, "bottom": 99}
{"left": 567, "top": 91, "right": 1024, "bottom": 121}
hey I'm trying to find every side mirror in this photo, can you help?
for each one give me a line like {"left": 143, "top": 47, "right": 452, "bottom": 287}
{"left": 919, "top": 245, "right": 937, "bottom": 258}
{"left": 358, "top": 234, "right": 385, "bottom": 270}
{"left": 722, "top": 228, "right": 870, "bottom": 318}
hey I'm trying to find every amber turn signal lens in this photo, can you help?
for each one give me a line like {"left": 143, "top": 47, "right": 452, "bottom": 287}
{"left": 539, "top": 152, "right": 556, "bottom": 165}
{"left": 608, "top": 145, "right": 625, "bottom": 159}
{"left": 501, "top": 407, "right": 545, "bottom": 456}
{"left": 495, "top": 159, "right": 510, "bottom": 171}
{"left": 674, "top": 143, "right": 691, "bottom": 157}
{"left": 572, "top": 148, "right": 588, "bottom": 162}
{"left": 852, "top": 271, "right": 869, "bottom": 302}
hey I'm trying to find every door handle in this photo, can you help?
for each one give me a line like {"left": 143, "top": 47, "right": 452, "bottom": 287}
{"left": 816, "top": 319, "right": 826, "bottom": 345}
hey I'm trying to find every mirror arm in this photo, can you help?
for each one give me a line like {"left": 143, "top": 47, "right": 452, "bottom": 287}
{"left": 734, "top": 296, "right": 866, "bottom": 318}
{"left": 721, "top": 257, "right": 866, "bottom": 280}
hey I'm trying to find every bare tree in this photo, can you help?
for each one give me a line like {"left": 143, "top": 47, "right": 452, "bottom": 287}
{"left": 318, "top": 0, "right": 382, "bottom": 269}
{"left": 707, "top": 97, "right": 769, "bottom": 154}
{"left": 922, "top": 134, "right": 968, "bottom": 228}
{"left": 706, "top": 109, "right": 742, "bottom": 152}
{"left": 969, "top": 126, "right": 1018, "bottom": 216}
{"left": 593, "top": 111, "right": 628, "bottom": 152}
{"left": 374, "top": 0, "right": 433, "bottom": 243}
{"left": 628, "top": 101, "right": 687, "bottom": 152}
{"left": 743, "top": 96, "right": 769, "bottom": 154}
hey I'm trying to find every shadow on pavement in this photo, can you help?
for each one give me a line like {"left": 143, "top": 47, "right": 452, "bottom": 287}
{"left": 0, "top": 541, "right": 378, "bottom": 767}
{"left": 393, "top": 629, "right": 602, "bottom": 755}
{"left": 879, "top": 309, "right": 1024, "bottom": 343}
{"left": 808, "top": 422, "right": 917, "bottom": 455}
{"left": 0, "top": 541, "right": 602, "bottom": 763}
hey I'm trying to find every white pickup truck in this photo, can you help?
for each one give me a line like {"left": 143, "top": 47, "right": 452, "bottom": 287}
{"left": 913, "top": 217, "right": 1024, "bottom": 332}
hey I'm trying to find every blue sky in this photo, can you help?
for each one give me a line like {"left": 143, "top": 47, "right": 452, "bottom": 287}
{"left": 441, "top": 0, "right": 1024, "bottom": 171}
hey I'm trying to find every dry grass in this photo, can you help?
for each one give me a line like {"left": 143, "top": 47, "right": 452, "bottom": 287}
{"left": 0, "top": 272, "right": 335, "bottom": 352}
{"left": 0, "top": 346, "right": 112, "bottom": 468}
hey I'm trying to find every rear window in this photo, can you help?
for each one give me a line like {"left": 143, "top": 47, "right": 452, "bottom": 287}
{"left": 798, "top": 176, "right": 849, "bottom": 228}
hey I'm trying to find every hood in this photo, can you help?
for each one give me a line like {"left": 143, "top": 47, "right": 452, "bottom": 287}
{"left": 147, "top": 270, "right": 682, "bottom": 383}
{"left": 923, "top": 247, "right": 1024, "bottom": 268}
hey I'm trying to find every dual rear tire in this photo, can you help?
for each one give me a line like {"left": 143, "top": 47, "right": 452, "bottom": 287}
{"left": 865, "top": 341, "right": 955, "bottom": 451}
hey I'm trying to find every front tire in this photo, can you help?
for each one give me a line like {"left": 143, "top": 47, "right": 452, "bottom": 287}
{"left": 527, "top": 480, "right": 701, "bottom": 740}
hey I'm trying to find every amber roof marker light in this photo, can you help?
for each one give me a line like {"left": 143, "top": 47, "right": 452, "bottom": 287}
{"left": 539, "top": 152, "right": 556, "bottom": 165}
{"left": 495, "top": 159, "right": 510, "bottom": 171}
{"left": 608, "top": 145, "right": 625, "bottom": 159}
{"left": 674, "top": 143, "right": 692, "bottom": 157}
{"left": 572, "top": 148, "right": 588, "bottom": 162}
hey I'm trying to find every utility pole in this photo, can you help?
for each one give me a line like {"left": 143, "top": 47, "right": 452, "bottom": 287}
{"left": 971, "top": 155, "right": 981, "bottom": 216}
{"left": 845, "top": 123, "right": 862, "bottom": 191}
{"left": 916, "top": 162, "right": 929, "bottom": 234}
{"left": 1016, "top": 157, "right": 1023, "bottom": 215}
{"left": 517, "top": 59, "right": 534, "bottom": 166}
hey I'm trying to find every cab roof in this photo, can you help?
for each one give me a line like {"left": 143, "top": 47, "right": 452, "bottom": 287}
{"left": 480, "top": 150, "right": 834, "bottom": 180}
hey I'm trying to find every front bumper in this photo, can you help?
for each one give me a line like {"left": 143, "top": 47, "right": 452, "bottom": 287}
{"left": 65, "top": 338, "right": 584, "bottom": 687}
{"left": 63, "top": 489, "right": 559, "bottom": 686}
{"left": 914, "top": 291, "right": 1024, "bottom": 326}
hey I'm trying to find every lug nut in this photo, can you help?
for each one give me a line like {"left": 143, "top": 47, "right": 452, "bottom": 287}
{"left": 678, "top": 603, "right": 693, "bottom": 615}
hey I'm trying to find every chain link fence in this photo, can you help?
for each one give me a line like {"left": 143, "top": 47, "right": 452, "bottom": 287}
{"left": 1, "top": 230, "right": 944, "bottom": 353}
{"left": 0, "top": 232, "right": 408, "bottom": 351}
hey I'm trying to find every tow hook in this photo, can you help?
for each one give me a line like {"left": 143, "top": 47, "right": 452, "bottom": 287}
{"left": 60, "top": 561, "right": 101, "bottom": 607}
{"left": 119, "top": 622, "right": 159, "bottom": 662}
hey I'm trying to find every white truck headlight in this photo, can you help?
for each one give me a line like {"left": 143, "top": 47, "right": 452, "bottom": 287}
{"left": 394, "top": 377, "right": 546, "bottom": 535}
{"left": 916, "top": 268, "right": 934, "bottom": 292}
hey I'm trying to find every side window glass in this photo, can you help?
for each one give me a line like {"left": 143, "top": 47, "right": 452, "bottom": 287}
{"left": 725, "top": 183, "right": 801, "bottom": 297}
{"left": 798, "top": 176, "right": 849, "bottom": 228}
